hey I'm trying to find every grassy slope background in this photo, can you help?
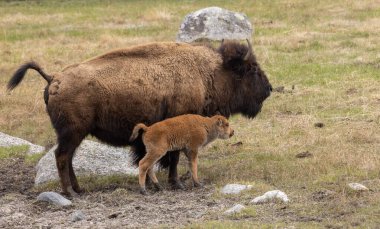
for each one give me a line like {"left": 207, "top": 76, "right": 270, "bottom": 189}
{"left": 0, "top": 0, "right": 379, "bottom": 227}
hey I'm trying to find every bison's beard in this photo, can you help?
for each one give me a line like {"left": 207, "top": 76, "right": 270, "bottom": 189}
{"left": 242, "top": 102, "right": 263, "bottom": 119}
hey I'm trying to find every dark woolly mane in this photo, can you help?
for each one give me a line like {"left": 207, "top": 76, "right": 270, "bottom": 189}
{"left": 218, "top": 41, "right": 258, "bottom": 78}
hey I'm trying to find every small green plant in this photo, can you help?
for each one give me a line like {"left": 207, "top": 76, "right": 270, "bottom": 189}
{"left": 25, "top": 152, "right": 46, "bottom": 165}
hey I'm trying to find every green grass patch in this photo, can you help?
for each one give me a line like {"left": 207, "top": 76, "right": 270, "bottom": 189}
{"left": 25, "top": 152, "right": 45, "bottom": 165}
{"left": 0, "top": 145, "right": 29, "bottom": 159}
{"left": 228, "top": 206, "right": 257, "bottom": 220}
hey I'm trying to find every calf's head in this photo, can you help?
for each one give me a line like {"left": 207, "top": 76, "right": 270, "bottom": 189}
{"left": 219, "top": 40, "right": 272, "bottom": 119}
{"left": 212, "top": 115, "right": 234, "bottom": 139}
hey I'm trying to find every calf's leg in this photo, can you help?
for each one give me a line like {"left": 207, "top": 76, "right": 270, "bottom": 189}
{"left": 188, "top": 150, "right": 202, "bottom": 187}
{"left": 147, "top": 167, "right": 162, "bottom": 191}
{"left": 139, "top": 149, "right": 165, "bottom": 195}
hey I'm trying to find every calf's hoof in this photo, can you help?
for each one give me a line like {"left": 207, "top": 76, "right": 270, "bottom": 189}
{"left": 169, "top": 180, "right": 185, "bottom": 190}
{"left": 153, "top": 183, "right": 163, "bottom": 192}
{"left": 140, "top": 188, "right": 148, "bottom": 195}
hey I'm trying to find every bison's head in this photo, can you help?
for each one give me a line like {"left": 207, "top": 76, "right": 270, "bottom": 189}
{"left": 218, "top": 40, "right": 272, "bottom": 119}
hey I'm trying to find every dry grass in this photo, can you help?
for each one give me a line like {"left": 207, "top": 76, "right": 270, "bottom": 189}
{"left": 0, "top": 0, "right": 379, "bottom": 227}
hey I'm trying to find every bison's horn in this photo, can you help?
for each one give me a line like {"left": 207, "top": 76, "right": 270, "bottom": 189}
{"left": 244, "top": 39, "right": 252, "bottom": 61}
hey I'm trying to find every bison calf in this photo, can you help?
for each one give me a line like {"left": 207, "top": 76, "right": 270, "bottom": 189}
{"left": 129, "top": 114, "right": 234, "bottom": 195}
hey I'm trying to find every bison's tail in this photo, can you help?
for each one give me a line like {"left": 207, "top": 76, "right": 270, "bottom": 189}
{"left": 130, "top": 133, "right": 147, "bottom": 166}
{"left": 129, "top": 123, "right": 148, "bottom": 142}
{"left": 7, "top": 61, "right": 52, "bottom": 91}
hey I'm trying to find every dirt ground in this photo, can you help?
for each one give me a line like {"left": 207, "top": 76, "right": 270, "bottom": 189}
{"left": 1, "top": 156, "right": 380, "bottom": 228}
{"left": 0, "top": 157, "right": 232, "bottom": 228}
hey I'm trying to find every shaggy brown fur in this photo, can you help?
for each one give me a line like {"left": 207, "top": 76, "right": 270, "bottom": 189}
{"left": 129, "top": 114, "right": 234, "bottom": 195}
{"left": 7, "top": 40, "right": 271, "bottom": 196}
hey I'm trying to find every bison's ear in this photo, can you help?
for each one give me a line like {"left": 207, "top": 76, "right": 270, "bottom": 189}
{"left": 243, "top": 39, "right": 252, "bottom": 62}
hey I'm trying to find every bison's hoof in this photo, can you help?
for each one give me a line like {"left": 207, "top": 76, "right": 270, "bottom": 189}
{"left": 170, "top": 180, "right": 185, "bottom": 190}
{"left": 153, "top": 183, "right": 163, "bottom": 192}
{"left": 62, "top": 186, "right": 80, "bottom": 198}
{"left": 73, "top": 187, "right": 85, "bottom": 194}
{"left": 194, "top": 182, "right": 204, "bottom": 188}
{"left": 140, "top": 188, "right": 148, "bottom": 195}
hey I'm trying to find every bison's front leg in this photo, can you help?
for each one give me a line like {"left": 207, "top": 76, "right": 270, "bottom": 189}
{"left": 168, "top": 151, "right": 185, "bottom": 190}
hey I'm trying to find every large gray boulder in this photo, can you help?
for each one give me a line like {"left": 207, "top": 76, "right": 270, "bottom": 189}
{"left": 176, "top": 7, "right": 253, "bottom": 43}
{"left": 0, "top": 132, "right": 45, "bottom": 155}
{"left": 35, "top": 140, "right": 138, "bottom": 185}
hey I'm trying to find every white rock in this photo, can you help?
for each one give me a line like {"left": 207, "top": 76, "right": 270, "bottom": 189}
{"left": 0, "top": 132, "right": 45, "bottom": 155}
{"left": 37, "top": 192, "right": 72, "bottom": 206}
{"left": 348, "top": 183, "right": 369, "bottom": 191}
{"left": 224, "top": 204, "right": 245, "bottom": 215}
{"left": 176, "top": 7, "right": 253, "bottom": 42}
{"left": 221, "top": 184, "right": 253, "bottom": 194}
{"left": 35, "top": 140, "right": 138, "bottom": 185}
{"left": 70, "top": 210, "right": 85, "bottom": 222}
{"left": 251, "top": 190, "right": 289, "bottom": 204}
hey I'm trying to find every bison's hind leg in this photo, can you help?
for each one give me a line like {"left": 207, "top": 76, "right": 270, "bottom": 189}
{"left": 167, "top": 151, "right": 185, "bottom": 190}
{"left": 55, "top": 129, "right": 86, "bottom": 196}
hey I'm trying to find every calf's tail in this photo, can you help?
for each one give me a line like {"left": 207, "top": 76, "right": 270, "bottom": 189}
{"left": 129, "top": 123, "right": 148, "bottom": 142}
{"left": 7, "top": 61, "right": 52, "bottom": 91}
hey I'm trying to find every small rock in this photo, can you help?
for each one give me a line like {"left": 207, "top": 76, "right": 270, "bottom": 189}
{"left": 348, "top": 183, "right": 369, "bottom": 191}
{"left": 70, "top": 210, "right": 85, "bottom": 222}
{"left": 251, "top": 190, "right": 289, "bottom": 204}
{"left": 224, "top": 204, "right": 245, "bottom": 215}
{"left": 296, "top": 151, "right": 313, "bottom": 158}
{"left": 221, "top": 184, "right": 253, "bottom": 194}
{"left": 314, "top": 122, "right": 324, "bottom": 128}
{"left": 37, "top": 192, "right": 72, "bottom": 206}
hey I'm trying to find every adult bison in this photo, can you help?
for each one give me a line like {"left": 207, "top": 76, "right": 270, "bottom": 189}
{"left": 7, "top": 40, "right": 272, "bottom": 196}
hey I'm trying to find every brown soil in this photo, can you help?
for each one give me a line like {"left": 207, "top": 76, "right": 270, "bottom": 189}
{"left": 0, "top": 157, "right": 36, "bottom": 196}
{"left": 1, "top": 158, "right": 379, "bottom": 228}
{"left": 0, "top": 158, "right": 230, "bottom": 228}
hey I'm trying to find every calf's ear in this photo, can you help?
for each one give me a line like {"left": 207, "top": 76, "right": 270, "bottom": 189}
{"left": 217, "top": 118, "right": 223, "bottom": 126}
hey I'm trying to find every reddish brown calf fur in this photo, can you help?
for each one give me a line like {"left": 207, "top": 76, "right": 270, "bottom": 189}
{"left": 129, "top": 114, "right": 234, "bottom": 195}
